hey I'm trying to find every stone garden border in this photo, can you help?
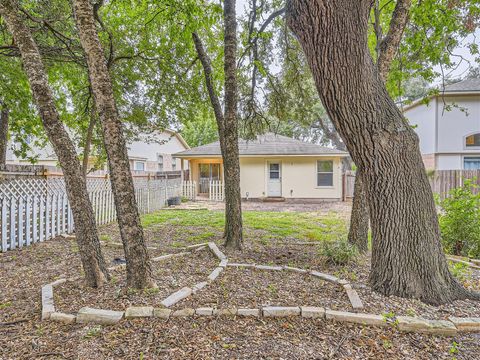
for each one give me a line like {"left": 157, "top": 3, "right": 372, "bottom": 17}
{"left": 41, "top": 241, "right": 480, "bottom": 336}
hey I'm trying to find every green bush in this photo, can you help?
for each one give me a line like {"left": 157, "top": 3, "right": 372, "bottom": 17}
{"left": 438, "top": 179, "right": 480, "bottom": 258}
{"left": 319, "top": 238, "right": 358, "bottom": 265}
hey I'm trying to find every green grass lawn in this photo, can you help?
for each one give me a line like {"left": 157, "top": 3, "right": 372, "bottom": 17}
{"left": 142, "top": 209, "right": 347, "bottom": 244}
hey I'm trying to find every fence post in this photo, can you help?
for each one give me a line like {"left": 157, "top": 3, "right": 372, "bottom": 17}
{"left": 9, "top": 197, "right": 15, "bottom": 250}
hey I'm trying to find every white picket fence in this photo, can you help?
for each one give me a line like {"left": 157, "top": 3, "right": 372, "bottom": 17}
{"left": 182, "top": 181, "right": 197, "bottom": 201}
{"left": 209, "top": 180, "right": 224, "bottom": 201}
{"left": 0, "top": 177, "right": 181, "bottom": 252}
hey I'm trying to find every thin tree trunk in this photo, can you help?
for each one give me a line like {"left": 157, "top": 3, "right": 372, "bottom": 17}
{"left": 222, "top": 0, "right": 243, "bottom": 249}
{"left": 347, "top": 167, "right": 369, "bottom": 252}
{"left": 287, "top": 0, "right": 473, "bottom": 304}
{"left": 191, "top": 0, "right": 243, "bottom": 250}
{"left": 72, "top": 0, "right": 155, "bottom": 288}
{"left": 0, "top": 0, "right": 109, "bottom": 287}
{"left": 82, "top": 107, "right": 96, "bottom": 177}
{"left": 0, "top": 104, "right": 8, "bottom": 166}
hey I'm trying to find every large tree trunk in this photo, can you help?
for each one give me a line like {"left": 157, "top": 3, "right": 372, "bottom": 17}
{"left": 287, "top": 0, "right": 472, "bottom": 304}
{"left": 0, "top": 0, "right": 109, "bottom": 287}
{"left": 0, "top": 104, "right": 8, "bottom": 166}
{"left": 347, "top": 167, "right": 369, "bottom": 252}
{"left": 222, "top": 0, "right": 243, "bottom": 249}
{"left": 72, "top": 0, "right": 155, "bottom": 289}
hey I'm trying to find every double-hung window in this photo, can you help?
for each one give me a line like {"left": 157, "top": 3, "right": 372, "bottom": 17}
{"left": 317, "top": 160, "right": 333, "bottom": 187}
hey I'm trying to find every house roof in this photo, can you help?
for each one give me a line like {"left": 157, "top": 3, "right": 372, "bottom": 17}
{"left": 174, "top": 133, "right": 348, "bottom": 158}
{"left": 443, "top": 78, "right": 480, "bottom": 92}
{"left": 164, "top": 129, "right": 190, "bottom": 149}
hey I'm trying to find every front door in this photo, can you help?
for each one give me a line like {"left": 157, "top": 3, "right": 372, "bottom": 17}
{"left": 267, "top": 162, "right": 282, "bottom": 197}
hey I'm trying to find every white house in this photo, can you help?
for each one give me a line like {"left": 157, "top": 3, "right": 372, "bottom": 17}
{"left": 174, "top": 133, "right": 348, "bottom": 200}
{"left": 6, "top": 129, "right": 189, "bottom": 173}
{"left": 404, "top": 78, "right": 480, "bottom": 170}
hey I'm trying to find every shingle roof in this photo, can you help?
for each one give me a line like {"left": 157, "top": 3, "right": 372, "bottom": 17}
{"left": 174, "top": 133, "right": 348, "bottom": 157}
{"left": 443, "top": 78, "right": 480, "bottom": 92}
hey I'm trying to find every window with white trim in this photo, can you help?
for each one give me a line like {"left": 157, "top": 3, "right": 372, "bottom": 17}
{"left": 317, "top": 160, "right": 333, "bottom": 187}
{"left": 466, "top": 133, "right": 480, "bottom": 148}
{"left": 464, "top": 157, "right": 480, "bottom": 170}
{"left": 134, "top": 161, "right": 145, "bottom": 171}
{"left": 157, "top": 154, "right": 164, "bottom": 171}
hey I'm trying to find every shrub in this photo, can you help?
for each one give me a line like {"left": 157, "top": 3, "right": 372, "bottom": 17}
{"left": 319, "top": 238, "right": 358, "bottom": 265}
{"left": 438, "top": 179, "right": 480, "bottom": 258}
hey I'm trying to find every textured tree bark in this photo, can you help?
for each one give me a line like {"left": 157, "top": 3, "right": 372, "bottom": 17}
{"left": 0, "top": 104, "right": 8, "bottom": 166}
{"left": 191, "top": 0, "right": 243, "bottom": 250}
{"left": 287, "top": 0, "right": 473, "bottom": 304}
{"left": 0, "top": 0, "right": 109, "bottom": 287}
{"left": 347, "top": 167, "right": 369, "bottom": 252}
{"left": 222, "top": 0, "right": 243, "bottom": 249}
{"left": 82, "top": 107, "right": 96, "bottom": 177}
{"left": 72, "top": 0, "right": 155, "bottom": 288}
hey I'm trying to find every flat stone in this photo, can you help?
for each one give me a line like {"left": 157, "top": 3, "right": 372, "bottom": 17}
{"left": 152, "top": 252, "right": 188, "bottom": 262}
{"left": 219, "top": 259, "right": 228, "bottom": 267}
{"left": 125, "top": 306, "right": 154, "bottom": 318}
{"left": 161, "top": 287, "right": 192, "bottom": 307}
{"left": 325, "top": 310, "right": 386, "bottom": 326}
{"left": 301, "top": 306, "right": 325, "bottom": 319}
{"left": 50, "top": 312, "right": 76, "bottom": 324}
{"left": 237, "top": 308, "right": 260, "bottom": 317}
{"left": 192, "top": 281, "right": 208, "bottom": 293}
{"left": 49, "top": 278, "right": 67, "bottom": 287}
{"left": 208, "top": 242, "right": 227, "bottom": 260}
{"left": 153, "top": 308, "right": 172, "bottom": 319}
{"left": 194, "top": 246, "right": 206, "bottom": 252}
{"left": 186, "top": 242, "right": 208, "bottom": 249}
{"left": 41, "top": 284, "right": 55, "bottom": 320}
{"left": 213, "top": 308, "right": 237, "bottom": 316}
{"left": 196, "top": 307, "right": 214, "bottom": 316}
{"left": 397, "top": 316, "right": 457, "bottom": 336}
{"left": 76, "top": 307, "right": 124, "bottom": 325}
{"left": 171, "top": 308, "right": 195, "bottom": 317}
{"left": 449, "top": 317, "right": 480, "bottom": 332}
{"left": 207, "top": 267, "right": 224, "bottom": 282}
{"left": 310, "top": 271, "right": 340, "bottom": 283}
{"left": 263, "top": 306, "right": 301, "bottom": 317}
{"left": 255, "top": 264, "right": 283, "bottom": 271}
{"left": 343, "top": 285, "right": 364, "bottom": 309}
{"left": 338, "top": 279, "right": 350, "bottom": 285}
{"left": 227, "top": 263, "right": 255, "bottom": 268}
{"left": 283, "top": 266, "right": 308, "bottom": 273}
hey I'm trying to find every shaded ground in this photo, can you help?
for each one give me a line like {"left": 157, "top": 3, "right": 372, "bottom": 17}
{"left": 1, "top": 202, "right": 480, "bottom": 359}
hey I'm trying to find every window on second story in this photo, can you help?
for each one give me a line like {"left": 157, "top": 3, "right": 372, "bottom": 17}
{"left": 465, "top": 133, "right": 480, "bottom": 148}
{"left": 157, "top": 154, "right": 164, "bottom": 171}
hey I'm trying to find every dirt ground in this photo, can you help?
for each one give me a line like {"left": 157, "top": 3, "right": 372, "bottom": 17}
{"left": 1, "top": 202, "right": 480, "bottom": 360}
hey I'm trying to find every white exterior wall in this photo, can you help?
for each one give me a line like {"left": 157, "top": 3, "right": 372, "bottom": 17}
{"left": 404, "top": 98, "right": 437, "bottom": 154}
{"left": 239, "top": 156, "right": 343, "bottom": 199}
{"left": 436, "top": 95, "right": 480, "bottom": 153}
{"left": 436, "top": 155, "right": 463, "bottom": 170}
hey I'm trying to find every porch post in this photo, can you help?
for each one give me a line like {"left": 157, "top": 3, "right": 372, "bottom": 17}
{"left": 180, "top": 158, "right": 184, "bottom": 182}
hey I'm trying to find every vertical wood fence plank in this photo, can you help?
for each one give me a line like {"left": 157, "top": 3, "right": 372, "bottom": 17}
{"left": 17, "top": 197, "right": 24, "bottom": 248}
{"left": 25, "top": 196, "right": 31, "bottom": 246}
{"left": 1, "top": 200, "right": 7, "bottom": 252}
{"left": 32, "top": 196, "right": 38, "bottom": 244}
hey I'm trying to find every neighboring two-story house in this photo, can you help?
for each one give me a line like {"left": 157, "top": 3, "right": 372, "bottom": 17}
{"left": 6, "top": 129, "right": 189, "bottom": 174}
{"left": 404, "top": 78, "right": 480, "bottom": 170}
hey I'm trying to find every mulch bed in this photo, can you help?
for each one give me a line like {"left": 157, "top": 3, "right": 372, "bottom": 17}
{"left": 175, "top": 267, "right": 351, "bottom": 310}
{"left": 54, "top": 249, "right": 218, "bottom": 312}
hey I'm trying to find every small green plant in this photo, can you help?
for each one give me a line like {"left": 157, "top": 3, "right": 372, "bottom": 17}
{"left": 405, "top": 308, "right": 417, "bottom": 317}
{"left": 126, "top": 288, "right": 138, "bottom": 296}
{"left": 144, "top": 287, "right": 160, "bottom": 296}
{"left": 0, "top": 301, "right": 12, "bottom": 310}
{"left": 382, "top": 339, "right": 392, "bottom": 349}
{"left": 449, "top": 341, "right": 459, "bottom": 356}
{"left": 84, "top": 326, "right": 102, "bottom": 339}
{"left": 438, "top": 179, "right": 480, "bottom": 258}
{"left": 319, "top": 238, "right": 358, "bottom": 265}
{"left": 448, "top": 262, "right": 471, "bottom": 283}
{"left": 267, "top": 283, "right": 278, "bottom": 295}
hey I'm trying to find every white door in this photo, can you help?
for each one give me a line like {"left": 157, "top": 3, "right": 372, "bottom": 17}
{"left": 267, "top": 162, "right": 282, "bottom": 197}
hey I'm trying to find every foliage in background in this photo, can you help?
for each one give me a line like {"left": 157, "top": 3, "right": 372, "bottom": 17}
{"left": 181, "top": 108, "right": 218, "bottom": 147}
{"left": 438, "top": 179, "right": 480, "bottom": 258}
{"left": 318, "top": 238, "right": 358, "bottom": 266}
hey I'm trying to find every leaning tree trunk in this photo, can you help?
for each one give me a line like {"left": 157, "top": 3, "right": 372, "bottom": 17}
{"left": 0, "top": 104, "right": 8, "bottom": 166}
{"left": 287, "top": 0, "right": 471, "bottom": 304}
{"left": 72, "top": 0, "right": 155, "bottom": 288}
{"left": 222, "top": 0, "right": 243, "bottom": 249}
{"left": 347, "top": 167, "right": 369, "bottom": 252}
{"left": 0, "top": 0, "right": 109, "bottom": 287}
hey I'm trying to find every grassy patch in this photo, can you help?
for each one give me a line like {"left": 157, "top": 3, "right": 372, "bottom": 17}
{"left": 141, "top": 210, "right": 347, "bottom": 244}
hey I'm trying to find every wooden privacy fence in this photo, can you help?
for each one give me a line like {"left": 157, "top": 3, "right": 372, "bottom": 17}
{"left": 429, "top": 170, "right": 480, "bottom": 199}
{"left": 0, "top": 177, "right": 181, "bottom": 252}
{"left": 209, "top": 180, "right": 224, "bottom": 201}
{"left": 182, "top": 181, "right": 197, "bottom": 201}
